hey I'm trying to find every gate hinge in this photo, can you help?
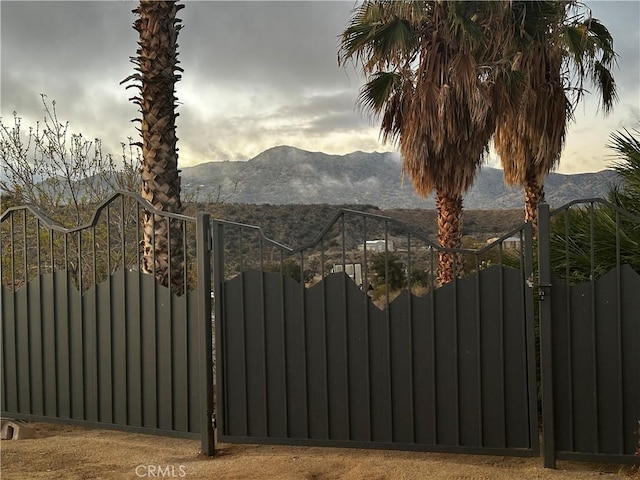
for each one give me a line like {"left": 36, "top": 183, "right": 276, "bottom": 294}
{"left": 207, "top": 229, "right": 214, "bottom": 252}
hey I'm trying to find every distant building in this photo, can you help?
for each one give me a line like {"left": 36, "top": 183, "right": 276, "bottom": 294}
{"left": 363, "top": 239, "right": 394, "bottom": 252}
{"left": 331, "top": 263, "right": 363, "bottom": 286}
{"left": 487, "top": 236, "right": 521, "bottom": 249}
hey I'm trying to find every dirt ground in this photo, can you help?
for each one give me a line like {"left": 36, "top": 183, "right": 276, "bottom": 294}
{"left": 1, "top": 422, "right": 638, "bottom": 480}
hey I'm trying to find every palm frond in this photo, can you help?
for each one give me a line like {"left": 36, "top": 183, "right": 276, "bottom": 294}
{"left": 584, "top": 18, "right": 617, "bottom": 66}
{"left": 339, "top": 0, "right": 417, "bottom": 73}
{"left": 591, "top": 61, "right": 618, "bottom": 114}
{"left": 358, "top": 71, "right": 404, "bottom": 116}
{"left": 608, "top": 126, "right": 640, "bottom": 210}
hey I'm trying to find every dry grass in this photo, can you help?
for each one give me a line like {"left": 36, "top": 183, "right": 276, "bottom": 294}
{"left": 1, "top": 422, "right": 637, "bottom": 480}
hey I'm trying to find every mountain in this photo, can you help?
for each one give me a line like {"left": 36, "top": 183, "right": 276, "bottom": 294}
{"left": 181, "top": 145, "right": 620, "bottom": 210}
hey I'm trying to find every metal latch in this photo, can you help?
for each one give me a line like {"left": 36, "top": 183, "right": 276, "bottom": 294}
{"left": 537, "top": 283, "right": 552, "bottom": 301}
{"left": 527, "top": 274, "right": 552, "bottom": 301}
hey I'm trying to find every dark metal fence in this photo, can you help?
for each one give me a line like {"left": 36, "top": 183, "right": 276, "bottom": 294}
{"left": 538, "top": 200, "right": 640, "bottom": 467}
{"left": 4, "top": 194, "right": 638, "bottom": 468}
{"left": 0, "top": 191, "right": 213, "bottom": 454}
{"left": 209, "top": 209, "right": 539, "bottom": 456}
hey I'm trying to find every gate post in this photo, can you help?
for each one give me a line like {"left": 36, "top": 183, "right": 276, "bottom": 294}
{"left": 537, "top": 202, "right": 556, "bottom": 468}
{"left": 523, "top": 221, "right": 540, "bottom": 456}
{"left": 211, "top": 221, "right": 225, "bottom": 440}
{"left": 196, "top": 212, "right": 215, "bottom": 456}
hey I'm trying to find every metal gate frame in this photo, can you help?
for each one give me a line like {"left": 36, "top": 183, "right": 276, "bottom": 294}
{"left": 1, "top": 191, "right": 215, "bottom": 456}
{"left": 538, "top": 200, "right": 640, "bottom": 468}
{"left": 208, "top": 209, "right": 539, "bottom": 458}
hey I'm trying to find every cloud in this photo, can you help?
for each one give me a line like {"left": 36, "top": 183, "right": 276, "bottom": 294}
{"left": 1, "top": 0, "right": 638, "bottom": 174}
{"left": 556, "top": 1, "right": 640, "bottom": 172}
{"left": 180, "top": 2, "right": 356, "bottom": 90}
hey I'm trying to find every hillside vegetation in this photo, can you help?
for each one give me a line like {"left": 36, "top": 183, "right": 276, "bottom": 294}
{"left": 186, "top": 202, "right": 524, "bottom": 248}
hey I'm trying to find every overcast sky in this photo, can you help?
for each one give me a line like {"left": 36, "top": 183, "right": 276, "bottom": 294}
{"left": 1, "top": 1, "right": 639, "bottom": 174}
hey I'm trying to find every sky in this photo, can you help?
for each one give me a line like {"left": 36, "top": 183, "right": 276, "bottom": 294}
{"left": 1, "top": 0, "right": 639, "bottom": 174}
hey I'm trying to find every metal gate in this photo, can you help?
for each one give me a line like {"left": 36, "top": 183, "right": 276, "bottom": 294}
{"left": 538, "top": 200, "right": 640, "bottom": 467}
{"left": 1, "top": 191, "right": 214, "bottom": 455}
{"left": 209, "top": 209, "right": 539, "bottom": 457}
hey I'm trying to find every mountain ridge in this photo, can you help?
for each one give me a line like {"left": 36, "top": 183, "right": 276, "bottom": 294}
{"left": 181, "top": 145, "right": 619, "bottom": 209}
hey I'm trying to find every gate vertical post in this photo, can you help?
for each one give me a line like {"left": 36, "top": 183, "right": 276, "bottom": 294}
{"left": 196, "top": 212, "right": 215, "bottom": 456}
{"left": 211, "top": 221, "right": 225, "bottom": 440}
{"left": 537, "top": 202, "right": 556, "bottom": 468}
{"left": 523, "top": 222, "right": 539, "bottom": 455}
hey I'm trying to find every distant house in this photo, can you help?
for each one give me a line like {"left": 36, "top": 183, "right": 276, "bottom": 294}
{"left": 363, "top": 239, "right": 394, "bottom": 252}
{"left": 331, "top": 263, "right": 363, "bottom": 286}
{"left": 487, "top": 236, "right": 521, "bottom": 249}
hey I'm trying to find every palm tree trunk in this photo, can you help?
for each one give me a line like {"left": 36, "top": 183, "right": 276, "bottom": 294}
{"left": 128, "top": 0, "right": 185, "bottom": 293}
{"left": 436, "top": 190, "right": 464, "bottom": 285}
{"left": 524, "top": 176, "right": 544, "bottom": 236}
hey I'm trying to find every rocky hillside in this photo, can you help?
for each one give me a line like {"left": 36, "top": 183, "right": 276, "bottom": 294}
{"left": 181, "top": 145, "right": 619, "bottom": 210}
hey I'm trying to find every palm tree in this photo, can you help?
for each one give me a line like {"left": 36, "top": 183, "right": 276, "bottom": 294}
{"left": 123, "top": 0, "right": 185, "bottom": 293}
{"left": 494, "top": 1, "right": 617, "bottom": 234}
{"left": 339, "top": 0, "right": 509, "bottom": 284}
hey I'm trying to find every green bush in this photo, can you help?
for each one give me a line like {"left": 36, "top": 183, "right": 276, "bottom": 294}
{"left": 549, "top": 126, "right": 640, "bottom": 284}
{"left": 370, "top": 251, "right": 406, "bottom": 290}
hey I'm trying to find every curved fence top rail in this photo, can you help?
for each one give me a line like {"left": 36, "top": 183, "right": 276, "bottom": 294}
{"left": 210, "top": 208, "right": 441, "bottom": 254}
{"left": 549, "top": 198, "right": 640, "bottom": 223}
{"left": 0, "top": 189, "right": 196, "bottom": 234}
{"left": 208, "top": 217, "right": 293, "bottom": 252}
{"left": 210, "top": 206, "right": 531, "bottom": 256}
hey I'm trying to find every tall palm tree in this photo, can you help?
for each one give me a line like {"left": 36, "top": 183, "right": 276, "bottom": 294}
{"left": 123, "top": 0, "right": 185, "bottom": 293}
{"left": 494, "top": 1, "right": 617, "bottom": 233}
{"left": 339, "top": 0, "right": 509, "bottom": 284}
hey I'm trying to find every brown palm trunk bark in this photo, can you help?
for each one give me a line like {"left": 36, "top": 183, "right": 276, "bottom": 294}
{"left": 127, "top": 0, "right": 185, "bottom": 294}
{"left": 524, "top": 176, "right": 544, "bottom": 237}
{"left": 436, "top": 191, "right": 464, "bottom": 285}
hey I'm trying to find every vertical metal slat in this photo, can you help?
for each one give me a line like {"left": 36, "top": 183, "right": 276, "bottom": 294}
{"left": 538, "top": 202, "right": 556, "bottom": 469}
{"left": 197, "top": 212, "right": 214, "bottom": 455}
